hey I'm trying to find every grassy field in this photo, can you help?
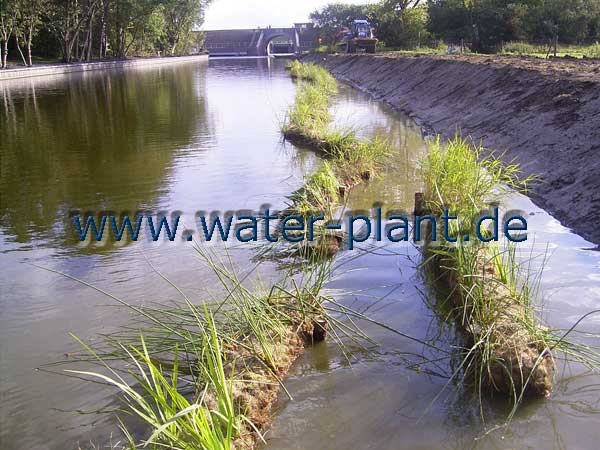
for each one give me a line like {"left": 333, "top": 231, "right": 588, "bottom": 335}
{"left": 321, "top": 41, "right": 600, "bottom": 59}
{"left": 499, "top": 41, "right": 600, "bottom": 58}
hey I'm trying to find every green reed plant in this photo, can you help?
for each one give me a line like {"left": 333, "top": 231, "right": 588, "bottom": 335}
{"left": 58, "top": 243, "right": 386, "bottom": 448}
{"left": 421, "top": 135, "right": 529, "bottom": 236}
{"left": 421, "top": 136, "right": 600, "bottom": 420}
{"left": 283, "top": 83, "right": 332, "bottom": 140}
{"left": 282, "top": 62, "right": 388, "bottom": 222}
{"left": 68, "top": 312, "right": 242, "bottom": 450}
{"left": 287, "top": 61, "right": 337, "bottom": 95}
{"left": 288, "top": 161, "right": 340, "bottom": 217}
{"left": 325, "top": 131, "right": 389, "bottom": 184}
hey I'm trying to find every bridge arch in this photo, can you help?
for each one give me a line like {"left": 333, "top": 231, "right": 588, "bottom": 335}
{"left": 203, "top": 24, "right": 316, "bottom": 57}
{"left": 256, "top": 28, "right": 298, "bottom": 57}
{"left": 265, "top": 33, "right": 296, "bottom": 56}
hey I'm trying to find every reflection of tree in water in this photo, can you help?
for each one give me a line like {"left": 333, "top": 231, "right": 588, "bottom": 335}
{"left": 0, "top": 64, "right": 212, "bottom": 248}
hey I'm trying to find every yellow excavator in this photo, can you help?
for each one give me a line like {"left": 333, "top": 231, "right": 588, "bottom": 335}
{"left": 334, "top": 19, "right": 378, "bottom": 54}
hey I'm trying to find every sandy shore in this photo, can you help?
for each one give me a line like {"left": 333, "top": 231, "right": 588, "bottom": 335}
{"left": 304, "top": 53, "right": 600, "bottom": 245}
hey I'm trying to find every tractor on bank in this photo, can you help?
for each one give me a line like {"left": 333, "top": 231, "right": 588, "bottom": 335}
{"left": 334, "top": 19, "right": 378, "bottom": 54}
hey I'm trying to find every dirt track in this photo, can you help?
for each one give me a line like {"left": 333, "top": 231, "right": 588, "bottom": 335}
{"left": 304, "top": 53, "right": 600, "bottom": 245}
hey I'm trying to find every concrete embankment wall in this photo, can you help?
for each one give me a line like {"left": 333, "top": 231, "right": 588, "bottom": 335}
{"left": 0, "top": 54, "right": 209, "bottom": 81}
{"left": 304, "top": 54, "right": 600, "bottom": 244}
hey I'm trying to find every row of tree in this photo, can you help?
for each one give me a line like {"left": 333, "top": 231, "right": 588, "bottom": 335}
{"left": 0, "top": 0, "right": 210, "bottom": 68}
{"left": 310, "top": 1, "right": 600, "bottom": 52}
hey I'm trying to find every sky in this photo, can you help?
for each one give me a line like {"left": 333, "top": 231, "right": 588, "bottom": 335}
{"left": 202, "top": 0, "right": 371, "bottom": 30}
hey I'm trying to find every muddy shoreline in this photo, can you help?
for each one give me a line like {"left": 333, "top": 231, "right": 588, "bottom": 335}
{"left": 303, "top": 53, "right": 600, "bottom": 245}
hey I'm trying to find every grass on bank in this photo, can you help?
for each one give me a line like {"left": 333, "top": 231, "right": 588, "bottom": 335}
{"left": 500, "top": 41, "right": 600, "bottom": 58}
{"left": 421, "top": 136, "right": 600, "bottom": 416}
{"left": 319, "top": 41, "right": 600, "bottom": 59}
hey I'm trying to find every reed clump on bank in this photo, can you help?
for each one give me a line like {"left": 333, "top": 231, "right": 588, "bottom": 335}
{"left": 420, "top": 136, "right": 556, "bottom": 400}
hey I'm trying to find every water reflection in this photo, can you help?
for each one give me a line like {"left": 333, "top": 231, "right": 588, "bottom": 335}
{"left": 0, "top": 58, "right": 309, "bottom": 450}
{"left": 0, "top": 64, "right": 212, "bottom": 249}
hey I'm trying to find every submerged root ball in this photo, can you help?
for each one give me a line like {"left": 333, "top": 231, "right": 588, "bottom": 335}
{"left": 486, "top": 344, "right": 555, "bottom": 397}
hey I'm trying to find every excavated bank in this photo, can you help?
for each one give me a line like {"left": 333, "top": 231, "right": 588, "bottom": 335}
{"left": 303, "top": 53, "right": 600, "bottom": 245}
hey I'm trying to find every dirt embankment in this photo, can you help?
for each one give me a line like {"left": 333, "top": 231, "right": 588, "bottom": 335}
{"left": 304, "top": 53, "right": 600, "bottom": 245}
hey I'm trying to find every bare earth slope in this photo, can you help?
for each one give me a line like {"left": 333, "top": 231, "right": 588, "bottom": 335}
{"left": 304, "top": 53, "right": 600, "bottom": 245}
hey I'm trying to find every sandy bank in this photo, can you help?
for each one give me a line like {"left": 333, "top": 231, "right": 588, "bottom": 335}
{"left": 304, "top": 53, "right": 600, "bottom": 245}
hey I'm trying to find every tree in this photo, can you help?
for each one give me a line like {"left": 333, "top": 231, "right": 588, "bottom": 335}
{"left": 309, "top": 3, "right": 374, "bottom": 44}
{"left": 0, "top": 0, "right": 18, "bottom": 68}
{"left": 383, "top": 0, "right": 423, "bottom": 15}
{"left": 374, "top": 1, "right": 430, "bottom": 48}
{"left": 162, "top": 0, "right": 210, "bottom": 56}
{"left": 15, "top": 0, "right": 47, "bottom": 65}
{"left": 310, "top": 1, "right": 430, "bottom": 49}
{"left": 110, "top": 0, "right": 162, "bottom": 59}
{"left": 2, "top": 0, "right": 221, "bottom": 64}
{"left": 427, "top": 0, "right": 600, "bottom": 51}
{"left": 46, "top": 0, "right": 100, "bottom": 62}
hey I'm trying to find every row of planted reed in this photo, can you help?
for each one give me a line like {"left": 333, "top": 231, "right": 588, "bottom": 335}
{"left": 278, "top": 62, "right": 388, "bottom": 257}
{"left": 420, "top": 136, "right": 600, "bottom": 412}
{"left": 65, "top": 248, "right": 371, "bottom": 450}
{"left": 283, "top": 61, "right": 388, "bottom": 203}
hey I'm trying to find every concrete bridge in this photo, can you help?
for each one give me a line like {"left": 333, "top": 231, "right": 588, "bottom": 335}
{"left": 203, "top": 23, "right": 317, "bottom": 57}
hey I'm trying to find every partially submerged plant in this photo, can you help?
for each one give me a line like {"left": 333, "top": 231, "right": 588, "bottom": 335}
{"left": 288, "top": 161, "right": 340, "bottom": 217}
{"left": 281, "top": 62, "right": 388, "bottom": 257}
{"left": 421, "top": 135, "right": 529, "bottom": 235}
{"left": 286, "top": 60, "right": 337, "bottom": 95}
{"left": 58, "top": 245, "right": 377, "bottom": 448}
{"left": 68, "top": 314, "right": 242, "bottom": 450}
{"left": 420, "top": 137, "right": 550, "bottom": 396}
{"left": 420, "top": 135, "right": 600, "bottom": 420}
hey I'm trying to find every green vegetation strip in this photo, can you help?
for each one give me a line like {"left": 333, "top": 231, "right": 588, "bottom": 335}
{"left": 281, "top": 61, "right": 387, "bottom": 255}
{"left": 278, "top": 62, "right": 383, "bottom": 258}
{"left": 421, "top": 136, "right": 600, "bottom": 411}
{"left": 61, "top": 249, "right": 376, "bottom": 449}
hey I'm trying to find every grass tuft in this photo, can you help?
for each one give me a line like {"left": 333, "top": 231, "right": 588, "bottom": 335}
{"left": 60, "top": 245, "right": 379, "bottom": 448}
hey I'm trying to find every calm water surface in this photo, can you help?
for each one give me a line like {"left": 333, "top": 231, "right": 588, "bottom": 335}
{"left": 1, "top": 58, "right": 599, "bottom": 450}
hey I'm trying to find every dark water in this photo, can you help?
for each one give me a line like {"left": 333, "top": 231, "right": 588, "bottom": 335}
{"left": 1, "top": 58, "right": 599, "bottom": 450}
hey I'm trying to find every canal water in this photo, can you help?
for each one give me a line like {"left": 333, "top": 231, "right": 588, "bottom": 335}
{"left": 1, "top": 58, "right": 599, "bottom": 450}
